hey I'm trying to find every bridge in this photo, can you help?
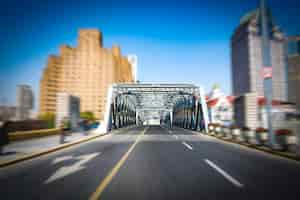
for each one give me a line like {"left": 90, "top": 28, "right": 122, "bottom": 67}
{"left": 95, "top": 83, "right": 209, "bottom": 134}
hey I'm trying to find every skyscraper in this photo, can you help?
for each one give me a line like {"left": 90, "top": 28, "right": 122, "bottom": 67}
{"left": 231, "top": 8, "right": 287, "bottom": 101}
{"left": 39, "top": 29, "right": 134, "bottom": 120}
{"left": 16, "top": 85, "right": 34, "bottom": 121}
{"left": 287, "top": 36, "right": 300, "bottom": 109}
{"left": 127, "top": 55, "right": 138, "bottom": 82}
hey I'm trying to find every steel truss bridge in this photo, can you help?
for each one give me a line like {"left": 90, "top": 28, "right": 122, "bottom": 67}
{"left": 95, "top": 83, "right": 209, "bottom": 133}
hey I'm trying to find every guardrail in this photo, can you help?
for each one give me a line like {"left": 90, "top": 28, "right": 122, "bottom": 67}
{"left": 9, "top": 128, "right": 61, "bottom": 141}
{"left": 208, "top": 123, "right": 299, "bottom": 156}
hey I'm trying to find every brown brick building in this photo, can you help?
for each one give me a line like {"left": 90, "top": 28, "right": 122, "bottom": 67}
{"left": 39, "top": 29, "right": 134, "bottom": 120}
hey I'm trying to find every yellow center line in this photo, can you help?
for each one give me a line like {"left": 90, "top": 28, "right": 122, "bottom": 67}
{"left": 89, "top": 127, "right": 148, "bottom": 200}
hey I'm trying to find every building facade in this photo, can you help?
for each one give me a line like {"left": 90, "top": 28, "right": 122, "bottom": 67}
{"left": 127, "top": 55, "right": 138, "bottom": 82}
{"left": 56, "top": 93, "right": 80, "bottom": 130}
{"left": 231, "top": 9, "right": 287, "bottom": 101}
{"left": 40, "top": 29, "right": 134, "bottom": 120}
{"left": 234, "top": 93, "right": 258, "bottom": 129}
{"left": 0, "top": 106, "right": 17, "bottom": 121}
{"left": 234, "top": 92, "right": 298, "bottom": 133}
{"left": 206, "top": 87, "right": 235, "bottom": 126}
{"left": 287, "top": 36, "right": 300, "bottom": 110}
{"left": 16, "top": 85, "right": 34, "bottom": 121}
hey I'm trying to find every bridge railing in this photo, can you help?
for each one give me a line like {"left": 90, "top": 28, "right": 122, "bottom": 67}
{"left": 94, "top": 85, "right": 137, "bottom": 134}
{"left": 173, "top": 87, "right": 209, "bottom": 133}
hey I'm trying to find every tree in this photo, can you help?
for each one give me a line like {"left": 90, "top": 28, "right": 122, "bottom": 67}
{"left": 38, "top": 112, "right": 56, "bottom": 128}
{"left": 80, "top": 111, "right": 96, "bottom": 122}
{"left": 212, "top": 83, "right": 220, "bottom": 90}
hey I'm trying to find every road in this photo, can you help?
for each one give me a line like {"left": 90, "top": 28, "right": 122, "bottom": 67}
{"left": 0, "top": 126, "right": 300, "bottom": 200}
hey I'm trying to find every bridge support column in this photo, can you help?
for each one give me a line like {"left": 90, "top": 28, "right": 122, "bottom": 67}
{"left": 170, "top": 111, "right": 173, "bottom": 129}
{"left": 194, "top": 102, "right": 200, "bottom": 131}
{"left": 199, "top": 87, "right": 209, "bottom": 133}
{"left": 136, "top": 110, "right": 139, "bottom": 126}
{"left": 95, "top": 86, "right": 114, "bottom": 134}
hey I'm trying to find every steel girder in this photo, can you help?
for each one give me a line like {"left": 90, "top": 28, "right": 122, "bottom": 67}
{"left": 95, "top": 83, "right": 209, "bottom": 134}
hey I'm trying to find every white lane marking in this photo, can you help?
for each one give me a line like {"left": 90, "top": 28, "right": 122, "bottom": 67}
{"left": 182, "top": 142, "right": 193, "bottom": 150}
{"left": 52, "top": 156, "right": 73, "bottom": 164}
{"left": 204, "top": 159, "right": 244, "bottom": 188}
{"left": 45, "top": 152, "right": 100, "bottom": 184}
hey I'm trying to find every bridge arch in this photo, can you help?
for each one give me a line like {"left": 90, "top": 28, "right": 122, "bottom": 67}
{"left": 95, "top": 83, "right": 209, "bottom": 134}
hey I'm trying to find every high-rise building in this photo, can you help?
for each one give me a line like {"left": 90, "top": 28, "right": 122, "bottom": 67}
{"left": 287, "top": 36, "right": 300, "bottom": 109}
{"left": 127, "top": 55, "right": 138, "bottom": 82}
{"left": 231, "top": 8, "right": 287, "bottom": 101}
{"left": 16, "top": 85, "right": 34, "bottom": 120}
{"left": 39, "top": 29, "right": 134, "bottom": 120}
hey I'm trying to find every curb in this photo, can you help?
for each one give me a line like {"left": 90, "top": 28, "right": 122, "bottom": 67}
{"left": 0, "top": 133, "right": 107, "bottom": 168}
{"left": 176, "top": 127, "right": 300, "bottom": 162}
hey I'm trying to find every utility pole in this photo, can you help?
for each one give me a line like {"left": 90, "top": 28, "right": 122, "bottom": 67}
{"left": 260, "top": 0, "right": 277, "bottom": 148}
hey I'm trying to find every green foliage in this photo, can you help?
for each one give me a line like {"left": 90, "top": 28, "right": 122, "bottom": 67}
{"left": 80, "top": 111, "right": 96, "bottom": 122}
{"left": 61, "top": 118, "right": 71, "bottom": 129}
{"left": 212, "top": 83, "right": 220, "bottom": 90}
{"left": 38, "top": 112, "right": 55, "bottom": 129}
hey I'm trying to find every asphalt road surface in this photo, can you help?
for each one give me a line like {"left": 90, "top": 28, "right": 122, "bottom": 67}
{"left": 0, "top": 126, "right": 300, "bottom": 200}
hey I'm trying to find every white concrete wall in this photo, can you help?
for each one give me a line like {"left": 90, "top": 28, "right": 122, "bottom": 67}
{"left": 234, "top": 93, "right": 258, "bottom": 129}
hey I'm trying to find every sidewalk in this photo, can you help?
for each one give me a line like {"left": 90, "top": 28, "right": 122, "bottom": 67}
{"left": 0, "top": 130, "right": 101, "bottom": 165}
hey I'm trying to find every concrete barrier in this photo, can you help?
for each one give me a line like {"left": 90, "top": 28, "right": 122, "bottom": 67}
{"left": 9, "top": 128, "right": 61, "bottom": 141}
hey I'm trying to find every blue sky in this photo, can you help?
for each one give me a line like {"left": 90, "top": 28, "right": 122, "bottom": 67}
{"left": 1, "top": 0, "right": 300, "bottom": 109}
